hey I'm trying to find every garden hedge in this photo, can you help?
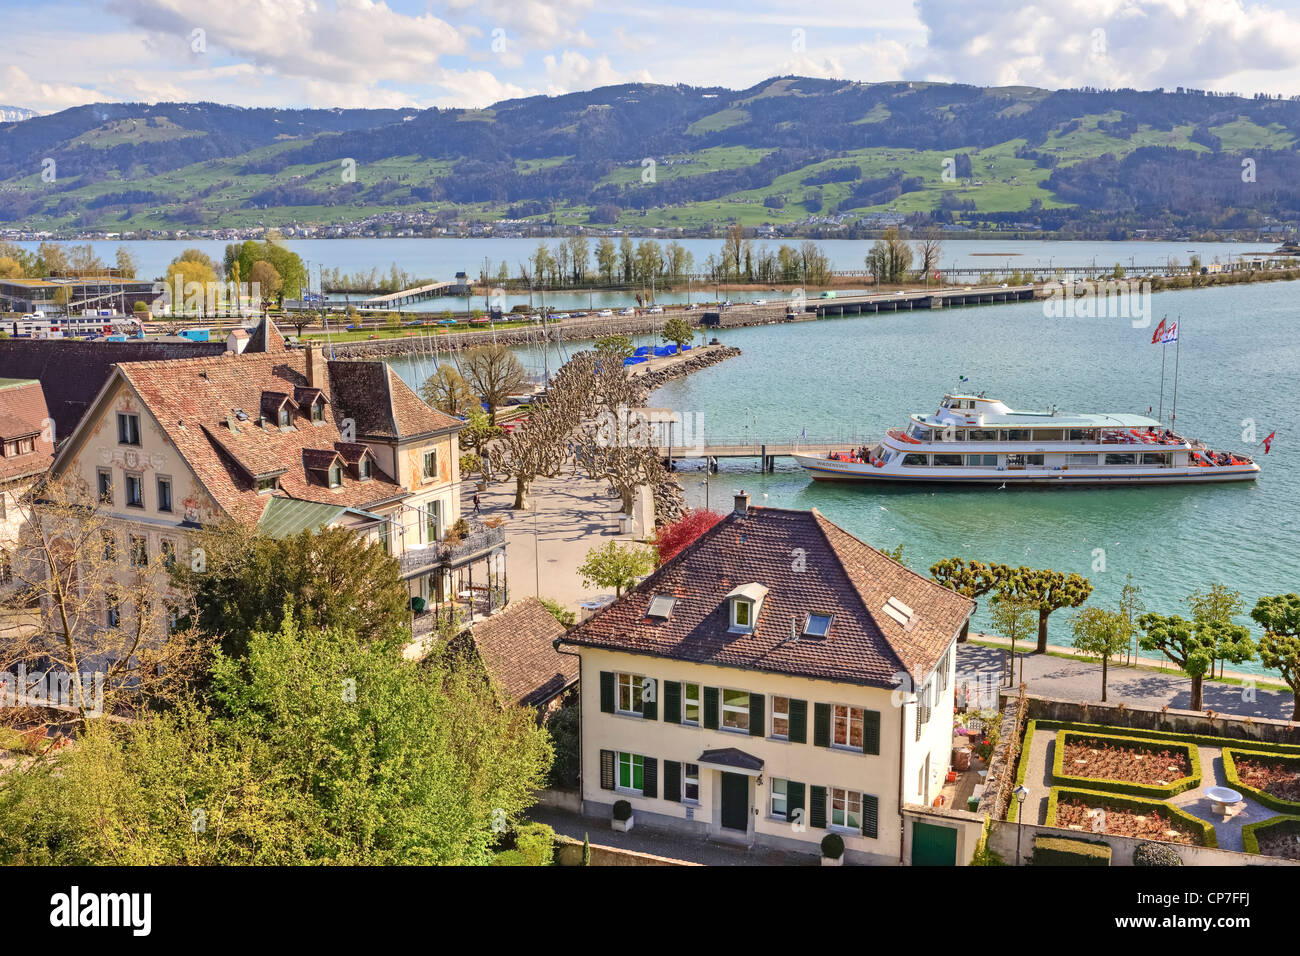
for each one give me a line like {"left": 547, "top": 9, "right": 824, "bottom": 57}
{"left": 1032, "top": 719, "right": 1300, "bottom": 755}
{"left": 1032, "top": 835, "right": 1112, "bottom": 866}
{"left": 1222, "top": 748, "right": 1300, "bottom": 815}
{"left": 1005, "top": 719, "right": 1037, "bottom": 823}
{"left": 1051, "top": 729, "right": 1201, "bottom": 798}
{"left": 1240, "top": 814, "right": 1300, "bottom": 856}
{"left": 1045, "top": 787, "right": 1218, "bottom": 848}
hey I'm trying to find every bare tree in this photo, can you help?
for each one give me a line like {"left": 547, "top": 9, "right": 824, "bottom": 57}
{"left": 421, "top": 366, "right": 479, "bottom": 417}
{"left": 917, "top": 228, "right": 944, "bottom": 284}
{"left": 462, "top": 345, "right": 529, "bottom": 422}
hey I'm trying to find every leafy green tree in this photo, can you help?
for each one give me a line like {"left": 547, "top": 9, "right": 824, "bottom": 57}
{"left": 1187, "top": 583, "right": 1244, "bottom": 678}
{"left": 930, "top": 557, "right": 1008, "bottom": 642}
{"left": 173, "top": 524, "right": 410, "bottom": 657}
{"left": 594, "top": 334, "right": 635, "bottom": 360}
{"left": 661, "top": 316, "right": 694, "bottom": 350}
{"left": 1249, "top": 593, "right": 1300, "bottom": 719}
{"left": 990, "top": 592, "right": 1037, "bottom": 666}
{"left": 1139, "top": 612, "right": 1254, "bottom": 712}
{"left": 999, "top": 567, "right": 1094, "bottom": 654}
{"left": 1071, "top": 606, "right": 1129, "bottom": 702}
{"left": 578, "top": 541, "right": 656, "bottom": 597}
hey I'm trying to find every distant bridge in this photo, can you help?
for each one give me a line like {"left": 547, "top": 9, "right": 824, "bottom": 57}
{"left": 360, "top": 280, "right": 465, "bottom": 308}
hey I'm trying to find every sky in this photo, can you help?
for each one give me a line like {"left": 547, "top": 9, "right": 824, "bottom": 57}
{"left": 6, "top": 0, "right": 1300, "bottom": 113}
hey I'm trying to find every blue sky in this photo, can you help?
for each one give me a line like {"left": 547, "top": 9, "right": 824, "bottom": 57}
{"left": 6, "top": 0, "right": 1300, "bottom": 113}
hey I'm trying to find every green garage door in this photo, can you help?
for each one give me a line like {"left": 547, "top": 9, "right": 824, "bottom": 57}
{"left": 912, "top": 821, "right": 958, "bottom": 866}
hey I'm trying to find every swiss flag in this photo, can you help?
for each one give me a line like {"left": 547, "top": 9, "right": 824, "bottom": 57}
{"left": 1264, "top": 431, "right": 1277, "bottom": 454}
{"left": 1150, "top": 317, "right": 1167, "bottom": 344}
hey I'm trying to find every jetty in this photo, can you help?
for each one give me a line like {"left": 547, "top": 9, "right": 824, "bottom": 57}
{"left": 359, "top": 280, "right": 465, "bottom": 309}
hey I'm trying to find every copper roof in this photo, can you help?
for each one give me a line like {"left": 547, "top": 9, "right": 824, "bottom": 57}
{"left": 562, "top": 506, "right": 974, "bottom": 687}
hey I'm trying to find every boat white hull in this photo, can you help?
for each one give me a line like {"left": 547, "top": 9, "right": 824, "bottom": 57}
{"left": 793, "top": 454, "right": 1260, "bottom": 485}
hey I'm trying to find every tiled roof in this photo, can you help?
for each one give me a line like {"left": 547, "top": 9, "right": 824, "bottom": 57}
{"left": 328, "top": 361, "right": 463, "bottom": 439}
{"left": 332, "top": 441, "right": 371, "bottom": 464}
{"left": 244, "top": 317, "right": 287, "bottom": 352}
{"left": 0, "top": 380, "right": 54, "bottom": 482}
{"left": 469, "top": 597, "right": 577, "bottom": 708}
{"left": 0, "top": 339, "right": 225, "bottom": 440}
{"left": 562, "top": 506, "right": 974, "bottom": 687}
{"left": 109, "top": 351, "right": 408, "bottom": 525}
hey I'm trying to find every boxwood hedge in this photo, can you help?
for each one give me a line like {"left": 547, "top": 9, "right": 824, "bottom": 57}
{"left": 1240, "top": 814, "right": 1300, "bottom": 856}
{"left": 1222, "top": 748, "right": 1300, "bottom": 815}
{"left": 1051, "top": 729, "right": 1201, "bottom": 798}
{"left": 1045, "top": 786, "right": 1218, "bottom": 848}
{"left": 1032, "top": 835, "right": 1112, "bottom": 866}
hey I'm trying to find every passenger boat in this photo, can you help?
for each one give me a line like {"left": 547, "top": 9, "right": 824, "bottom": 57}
{"left": 793, "top": 393, "right": 1260, "bottom": 485}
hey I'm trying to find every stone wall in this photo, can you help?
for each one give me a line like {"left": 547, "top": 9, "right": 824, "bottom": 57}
{"left": 976, "top": 695, "right": 1027, "bottom": 820}
{"left": 986, "top": 819, "right": 1299, "bottom": 867}
{"left": 553, "top": 834, "right": 698, "bottom": 867}
{"left": 1024, "top": 694, "right": 1300, "bottom": 746}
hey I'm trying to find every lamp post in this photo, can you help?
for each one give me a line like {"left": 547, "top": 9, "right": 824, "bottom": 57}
{"left": 1013, "top": 785, "right": 1029, "bottom": 864}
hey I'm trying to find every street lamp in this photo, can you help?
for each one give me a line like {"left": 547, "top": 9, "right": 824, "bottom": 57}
{"left": 1013, "top": 785, "right": 1029, "bottom": 864}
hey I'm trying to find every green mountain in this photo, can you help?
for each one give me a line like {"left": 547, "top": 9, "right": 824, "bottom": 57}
{"left": 3, "top": 77, "right": 1300, "bottom": 234}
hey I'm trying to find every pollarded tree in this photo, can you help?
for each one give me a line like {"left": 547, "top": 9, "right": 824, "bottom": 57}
{"left": 578, "top": 541, "right": 657, "bottom": 597}
{"left": 930, "top": 557, "right": 1008, "bottom": 642}
{"left": 1138, "top": 612, "right": 1255, "bottom": 712}
{"left": 1186, "top": 583, "right": 1244, "bottom": 678}
{"left": 1249, "top": 593, "right": 1300, "bottom": 719}
{"left": 999, "top": 567, "right": 1093, "bottom": 654}
{"left": 1071, "top": 606, "right": 1129, "bottom": 702}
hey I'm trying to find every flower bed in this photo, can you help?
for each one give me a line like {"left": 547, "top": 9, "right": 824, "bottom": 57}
{"left": 1241, "top": 815, "right": 1300, "bottom": 861}
{"left": 1046, "top": 787, "right": 1217, "bottom": 847}
{"left": 1223, "top": 749, "right": 1300, "bottom": 814}
{"left": 1052, "top": 730, "right": 1200, "bottom": 798}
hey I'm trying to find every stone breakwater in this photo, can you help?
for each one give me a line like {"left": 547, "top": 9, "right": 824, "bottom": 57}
{"left": 634, "top": 345, "right": 742, "bottom": 526}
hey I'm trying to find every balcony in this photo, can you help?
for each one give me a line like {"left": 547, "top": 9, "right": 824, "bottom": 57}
{"left": 398, "top": 522, "right": 505, "bottom": 576}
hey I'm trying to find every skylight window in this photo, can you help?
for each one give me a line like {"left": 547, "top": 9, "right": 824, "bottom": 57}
{"left": 882, "top": 597, "right": 914, "bottom": 628}
{"left": 647, "top": 595, "right": 676, "bottom": 619}
{"left": 804, "top": 613, "right": 832, "bottom": 638}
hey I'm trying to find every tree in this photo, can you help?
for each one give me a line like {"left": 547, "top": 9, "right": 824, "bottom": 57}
{"left": 1187, "top": 583, "right": 1244, "bottom": 678}
{"left": 421, "top": 366, "right": 479, "bottom": 417}
{"left": 1249, "top": 593, "right": 1300, "bottom": 719}
{"left": 1139, "top": 612, "right": 1254, "bottom": 712}
{"left": 462, "top": 344, "right": 528, "bottom": 422}
{"left": 172, "top": 523, "right": 410, "bottom": 659}
{"left": 165, "top": 257, "right": 218, "bottom": 315}
{"left": 1118, "top": 573, "right": 1144, "bottom": 662}
{"left": 990, "top": 592, "right": 1036, "bottom": 678}
{"left": 1071, "top": 606, "right": 1129, "bottom": 701}
{"left": 578, "top": 541, "right": 656, "bottom": 597}
{"left": 930, "top": 558, "right": 1007, "bottom": 642}
{"left": 651, "top": 509, "right": 723, "bottom": 564}
{"left": 999, "top": 567, "right": 1093, "bottom": 653}
{"left": 114, "top": 246, "right": 137, "bottom": 279}
{"left": 456, "top": 407, "right": 501, "bottom": 481}
{"left": 595, "top": 238, "right": 618, "bottom": 283}
{"left": 249, "top": 260, "right": 283, "bottom": 308}
{"left": 865, "top": 226, "right": 913, "bottom": 284}
{"left": 916, "top": 227, "right": 943, "bottom": 282}
{"left": 661, "top": 316, "right": 694, "bottom": 350}
{"left": 594, "top": 334, "right": 635, "bottom": 360}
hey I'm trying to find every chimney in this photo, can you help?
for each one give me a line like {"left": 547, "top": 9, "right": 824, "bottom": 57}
{"left": 733, "top": 490, "right": 750, "bottom": 516}
{"left": 306, "top": 345, "right": 328, "bottom": 388}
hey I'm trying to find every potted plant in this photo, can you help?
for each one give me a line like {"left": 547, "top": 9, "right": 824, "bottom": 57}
{"left": 612, "top": 799, "right": 634, "bottom": 833}
{"left": 820, "top": 832, "right": 845, "bottom": 866}
{"left": 410, "top": 596, "right": 426, "bottom": 614}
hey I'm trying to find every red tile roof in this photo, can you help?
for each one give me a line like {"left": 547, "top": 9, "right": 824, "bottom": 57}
{"left": 469, "top": 597, "right": 577, "bottom": 708}
{"left": 562, "top": 506, "right": 974, "bottom": 687}
{"left": 0, "top": 380, "right": 54, "bottom": 482}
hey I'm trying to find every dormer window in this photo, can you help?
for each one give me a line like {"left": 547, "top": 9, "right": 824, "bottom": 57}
{"left": 732, "top": 599, "right": 752, "bottom": 629}
{"left": 256, "top": 476, "right": 278, "bottom": 493}
{"left": 328, "top": 463, "right": 342, "bottom": 488}
{"left": 311, "top": 398, "right": 324, "bottom": 422}
{"left": 358, "top": 456, "right": 371, "bottom": 480}
{"left": 804, "top": 613, "right": 832, "bottom": 638}
{"left": 278, "top": 407, "right": 291, "bottom": 428}
{"left": 725, "top": 582, "right": 767, "bottom": 633}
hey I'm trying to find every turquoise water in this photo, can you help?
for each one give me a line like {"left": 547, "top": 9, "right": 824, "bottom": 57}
{"left": 641, "top": 280, "right": 1298, "bottom": 668}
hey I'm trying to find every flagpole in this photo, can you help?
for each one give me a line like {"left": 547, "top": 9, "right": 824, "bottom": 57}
{"left": 1170, "top": 317, "right": 1181, "bottom": 428}
{"left": 1158, "top": 340, "right": 1167, "bottom": 424}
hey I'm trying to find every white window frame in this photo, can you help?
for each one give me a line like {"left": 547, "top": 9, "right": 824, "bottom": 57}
{"left": 721, "top": 687, "right": 749, "bottom": 733}
{"left": 731, "top": 598, "right": 753, "bottom": 631}
{"left": 771, "top": 695, "right": 790, "bottom": 740}
{"left": 832, "top": 704, "right": 864, "bottom": 750}
{"left": 830, "top": 786, "right": 863, "bottom": 832}
{"left": 682, "top": 682, "right": 701, "bottom": 726}
{"left": 683, "top": 763, "right": 699, "bottom": 803}
{"left": 770, "top": 778, "right": 789, "bottom": 820}
{"left": 616, "top": 751, "right": 644, "bottom": 795}
{"left": 615, "top": 672, "right": 645, "bottom": 717}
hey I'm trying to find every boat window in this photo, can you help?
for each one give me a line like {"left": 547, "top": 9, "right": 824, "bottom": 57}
{"left": 965, "top": 454, "right": 998, "bottom": 466}
{"left": 933, "top": 454, "right": 963, "bottom": 467}
{"left": 1142, "top": 452, "right": 1171, "bottom": 466}
{"left": 1001, "top": 429, "right": 1031, "bottom": 441}
{"left": 902, "top": 454, "right": 930, "bottom": 467}
{"left": 1032, "top": 429, "right": 1064, "bottom": 441}
{"left": 1067, "top": 453, "right": 1098, "bottom": 465}
{"left": 1067, "top": 429, "right": 1091, "bottom": 441}
{"left": 1025, "top": 454, "right": 1044, "bottom": 465}
{"left": 968, "top": 429, "right": 998, "bottom": 442}
{"left": 1105, "top": 453, "right": 1137, "bottom": 465}
{"left": 908, "top": 423, "right": 929, "bottom": 440}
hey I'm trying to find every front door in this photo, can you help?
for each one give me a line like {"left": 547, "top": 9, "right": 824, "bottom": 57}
{"left": 719, "top": 772, "right": 749, "bottom": 832}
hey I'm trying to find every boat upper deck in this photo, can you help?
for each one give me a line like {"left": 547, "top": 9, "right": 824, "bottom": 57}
{"left": 924, "top": 393, "right": 1160, "bottom": 430}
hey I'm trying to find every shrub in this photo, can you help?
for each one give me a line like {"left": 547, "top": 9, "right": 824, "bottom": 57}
{"left": 491, "top": 849, "right": 529, "bottom": 866}
{"left": 820, "top": 833, "right": 845, "bottom": 859}
{"left": 410, "top": 596, "right": 426, "bottom": 614}
{"left": 1223, "top": 748, "right": 1300, "bottom": 814}
{"left": 544, "top": 697, "right": 579, "bottom": 789}
{"left": 613, "top": 800, "right": 632, "bottom": 821}
{"left": 1033, "top": 835, "right": 1111, "bottom": 866}
{"left": 1133, "top": 842, "right": 1183, "bottom": 866}
{"left": 540, "top": 597, "right": 575, "bottom": 628}
{"left": 1045, "top": 787, "right": 1218, "bottom": 848}
{"left": 513, "top": 823, "right": 555, "bottom": 866}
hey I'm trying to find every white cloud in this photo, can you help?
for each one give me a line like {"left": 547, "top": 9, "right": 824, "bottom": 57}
{"left": 438, "top": 0, "right": 596, "bottom": 46}
{"left": 543, "top": 50, "right": 651, "bottom": 95}
{"left": 0, "top": 65, "right": 108, "bottom": 112}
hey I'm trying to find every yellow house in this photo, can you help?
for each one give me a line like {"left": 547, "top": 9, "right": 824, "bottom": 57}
{"left": 560, "top": 494, "right": 973, "bottom": 865}
{"left": 48, "top": 322, "right": 505, "bottom": 625}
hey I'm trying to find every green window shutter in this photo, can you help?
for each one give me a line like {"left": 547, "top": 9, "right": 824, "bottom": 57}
{"left": 862, "top": 794, "right": 879, "bottom": 839}
{"left": 663, "top": 760, "right": 682, "bottom": 802}
{"left": 809, "top": 785, "right": 827, "bottom": 829}
{"left": 599, "top": 749, "right": 615, "bottom": 790}
{"left": 813, "top": 702, "right": 831, "bottom": 748}
{"left": 599, "top": 671, "right": 615, "bottom": 714}
{"left": 642, "top": 757, "right": 658, "bottom": 799}
{"left": 788, "top": 699, "right": 807, "bottom": 743}
{"left": 642, "top": 678, "right": 658, "bottom": 721}
{"left": 663, "top": 681, "right": 682, "bottom": 724}
{"left": 787, "top": 781, "right": 806, "bottom": 821}
{"left": 862, "top": 709, "right": 881, "bottom": 755}
{"left": 703, "top": 686, "right": 719, "bottom": 729}
{"left": 749, "top": 691, "right": 764, "bottom": 737}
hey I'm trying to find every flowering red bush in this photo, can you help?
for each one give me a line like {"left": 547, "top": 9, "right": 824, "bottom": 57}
{"left": 652, "top": 509, "right": 723, "bottom": 564}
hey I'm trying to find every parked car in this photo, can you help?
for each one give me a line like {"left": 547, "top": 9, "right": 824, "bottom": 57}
{"left": 469, "top": 317, "right": 491, "bottom": 324}
{"left": 648, "top": 306, "right": 664, "bottom": 314}
{"left": 752, "top": 299, "right": 768, "bottom": 305}
{"left": 684, "top": 303, "right": 698, "bottom": 311}
{"left": 572, "top": 311, "right": 588, "bottom": 317}
{"left": 555, "top": 312, "right": 571, "bottom": 319}
{"left": 597, "top": 309, "right": 614, "bottom": 317}
{"left": 437, "top": 318, "right": 457, "bottom": 325}
{"left": 618, "top": 308, "right": 635, "bottom": 316}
